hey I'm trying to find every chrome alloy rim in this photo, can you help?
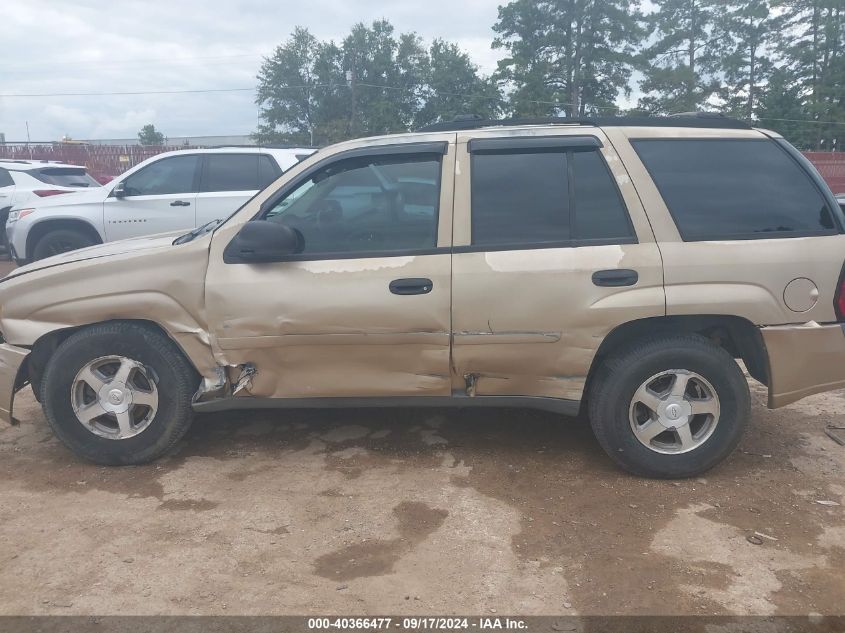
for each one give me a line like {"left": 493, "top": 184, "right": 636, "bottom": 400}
{"left": 628, "top": 369, "right": 720, "bottom": 454}
{"left": 71, "top": 355, "right": 159, "bottom": 440}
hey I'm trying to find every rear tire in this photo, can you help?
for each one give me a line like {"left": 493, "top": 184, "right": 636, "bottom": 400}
{"left": 32, "top": 228, "right": 96, "bottom": 261}
{"left": 40, "top": 322, "right": 198, "bottom": 465}
{"left": 587, "top": 334, "right": 750, "bottom": 478}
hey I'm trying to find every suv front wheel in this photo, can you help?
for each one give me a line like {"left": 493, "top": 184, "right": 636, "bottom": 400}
{"left": 40, "top": 322, "right": 198, "bottom": 465}
{"left": 588, "top": 334, "right": 750, "bottom": 478}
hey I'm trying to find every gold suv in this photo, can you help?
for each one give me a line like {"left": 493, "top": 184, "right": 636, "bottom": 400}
{"left": 2, "top": 115, "right": 843, "bottom": 478}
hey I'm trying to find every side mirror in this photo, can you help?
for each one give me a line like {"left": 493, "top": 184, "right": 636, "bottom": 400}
{"left": 224, "top": 220, "right": 304, "bottom": 263}
{"left": 112, "top": 181, "right": 127, "bottom": 199}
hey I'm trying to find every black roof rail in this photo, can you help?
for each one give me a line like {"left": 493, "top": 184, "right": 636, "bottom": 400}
{"left": 416, "top": 112, "right": 752, "bottom": 132}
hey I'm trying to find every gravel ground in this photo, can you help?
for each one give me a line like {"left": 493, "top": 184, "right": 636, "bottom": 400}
{"left": 0, "top": 260, "right": 843, "bottom": 617}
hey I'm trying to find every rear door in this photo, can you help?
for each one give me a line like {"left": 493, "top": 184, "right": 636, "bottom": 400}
{"left": 194, "top": 153, "right": 280, "bottom": 225}
{"left": 450, "top": 127, "right": 665, "bottom": 401}
{"left": 104, "top": 154, "right": 200, "bottom": 241}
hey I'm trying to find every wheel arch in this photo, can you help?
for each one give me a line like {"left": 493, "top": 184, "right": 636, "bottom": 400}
{"left": 583, "top": 315, "right": 769, "bottom": 410}
{"left": 26, "top": 319, "right": 202, "bottom": 401}
{"left": 25, "top": 218, "right": 103, "bottom": 260}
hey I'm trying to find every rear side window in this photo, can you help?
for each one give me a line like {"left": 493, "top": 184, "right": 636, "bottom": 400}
{"left": 201, "top": 154, "right": 280, "bottom": 193}
{"left": 31, "top": 167, "right": 98, "bottom": 188}
{"left": 632, "top": 138, "right": 837, "bottom": 240}
{"left": 0, "top": 168, "right": 13, "bottom": 187}
{"left": 471, "top": 147, "right": 633, "bottom": 247}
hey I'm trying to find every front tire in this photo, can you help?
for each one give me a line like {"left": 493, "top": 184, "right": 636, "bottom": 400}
{"left": 32, "top": 228, "right": 96, "bottom": 261}
{"left": 587, "top": 334, "right": 750, "bottom": 478}
{"left": 41, "top": 322, "right": 198, "bottom": 465}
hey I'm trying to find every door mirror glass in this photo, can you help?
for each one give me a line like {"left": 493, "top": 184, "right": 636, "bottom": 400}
{"left": 224, "top": 220, "right": 303, "bottom": 263}
{"left": 112, "top": 181, "right": 127, "bottom": 199}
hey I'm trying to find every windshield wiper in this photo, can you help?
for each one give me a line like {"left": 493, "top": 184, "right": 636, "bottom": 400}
{"left": 173, "top": 219, "right": 222, "bottom": 245}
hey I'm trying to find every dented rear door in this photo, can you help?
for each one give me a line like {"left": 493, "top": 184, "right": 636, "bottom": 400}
{"left": 204, "top": 136, "right": 456, "bottom": 399}
{"left": 450, "top": 127, "right": 665, "bottom": 401}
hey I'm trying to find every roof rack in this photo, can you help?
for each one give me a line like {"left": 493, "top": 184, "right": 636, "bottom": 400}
{"left": 416, "top": 112, "right": 752, "bottom": 133}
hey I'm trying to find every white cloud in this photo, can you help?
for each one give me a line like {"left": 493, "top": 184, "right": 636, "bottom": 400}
{"left": 0, "top": 0, "right": 504, "bottom": 141}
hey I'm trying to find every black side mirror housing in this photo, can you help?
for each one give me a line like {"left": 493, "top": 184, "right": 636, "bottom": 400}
{"left": 224, "top": 220, "right": 304, "bottom": 263}
{"left": 113, "top": 181, "right": 127, "bottom": 199}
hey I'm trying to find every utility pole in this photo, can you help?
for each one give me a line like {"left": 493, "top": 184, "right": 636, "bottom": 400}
{"left": 346, "top": 68, "right": 357, "bottom": 137}
{"left": 25, "top": 121, "right": 32, "bottom": 159}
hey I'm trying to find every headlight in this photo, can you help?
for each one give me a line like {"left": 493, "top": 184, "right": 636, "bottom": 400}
{"left": 7, "top": 209, "right": 34, "bottom": 224}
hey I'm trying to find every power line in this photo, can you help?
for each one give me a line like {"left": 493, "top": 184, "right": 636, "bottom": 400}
{"left": 0, "top": 87, "right": 256, "bottom": 97}
{"left": 0, "top": 52, "right": 263, "bottom": 71}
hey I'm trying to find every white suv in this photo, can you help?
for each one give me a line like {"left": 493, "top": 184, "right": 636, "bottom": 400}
{"left": 0, "top": 160, "right": 101, "bottom": 255}
{"left": 5, "top": 147, "right": 315, "bottom": 263}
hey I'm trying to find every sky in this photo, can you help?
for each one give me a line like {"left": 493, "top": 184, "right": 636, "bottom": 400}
{"left": 0, "top": 0, "right": 509, "bottom": 142}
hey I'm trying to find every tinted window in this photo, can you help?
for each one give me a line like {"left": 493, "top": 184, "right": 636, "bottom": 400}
{"left": 632, "top": 139, "right": 836, "bottom": 240}
{"left": 123, "top": 155, "right": 199, "bottom": 196}
{"left": 31, "top": 167, "right": 99, "bottom": 187}
{"left": 0, "top": 168, "right": 13, "bottom": 188}
{"left": 472, "top": 152, "right": 570, "bottom": 246}
{"left": 572, "top": 151, "right": 633, "bottom": 240}
{"left": 201, "top": 154, "right": 280, "bottom": 193}
{"left": 264, "top": 154, "right": 440, "bottom": 255}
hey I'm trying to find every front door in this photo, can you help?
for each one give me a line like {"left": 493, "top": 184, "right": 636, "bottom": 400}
{"left": 104, "top": 154, "right": 199, "bottom": 241}
{"left": 204, "top": 138, "right": 455, "bottom": 399}
{"left": 450, "top": 129, "right": 665, "bottom": 402}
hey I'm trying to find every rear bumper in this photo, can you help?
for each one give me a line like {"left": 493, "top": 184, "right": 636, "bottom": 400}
{"left": 762, "top": 322, "right": 845, "bottom": 408}
{"left": 0, "top": 343, "right": 30, "bottom": 424}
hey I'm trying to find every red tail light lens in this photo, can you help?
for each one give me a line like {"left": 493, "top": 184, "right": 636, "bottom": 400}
{"left": 33, "top": 189, "right": 71, "bottom": 197}
{"left": 836, "top": 270, "right": 845, "bottom": 321}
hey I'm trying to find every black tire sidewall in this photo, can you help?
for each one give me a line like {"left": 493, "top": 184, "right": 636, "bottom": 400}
{"left": 33, "top": 229, "right": 95, "bottom": 261}
{"left": 591, "top": 339, "right": 750, "bottom": 478}
{"left": 42, "top": 325, "right": 194, "bottom": 465}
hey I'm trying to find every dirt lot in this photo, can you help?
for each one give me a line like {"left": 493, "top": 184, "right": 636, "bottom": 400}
{"left": 0, "top": 262, "right": 843, "bottom": 617}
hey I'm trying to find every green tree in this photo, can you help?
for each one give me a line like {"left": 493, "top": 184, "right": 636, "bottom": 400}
{"left": 755, "top": 67, "right": 813, "bottom": 148}
{"left": 493, "top": 0, "right": 644, "bottom": 118}
{"left": 415, "top": 39, "right": 502, "bottom": 126}
{"left": 255, "top": 21, "right": 499, "bottom": 143}
{"left": 716, "top": 0, "right": 778, "bottom": 120}
{"left": 770, "top": 0, "right": 845, "bottom": 149}
{"left": 638, "top": 0, "right": 723, "bottom": 114}
{"left": 137, "top": 124, "right": 164, "bottom": 146}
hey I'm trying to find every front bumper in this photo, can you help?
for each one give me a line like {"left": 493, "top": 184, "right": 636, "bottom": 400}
{"left": 762, "top": 322, "right": 845, "bottom": 408}
{"left": 0, "top": 343, "right": 30, "bottom": 424}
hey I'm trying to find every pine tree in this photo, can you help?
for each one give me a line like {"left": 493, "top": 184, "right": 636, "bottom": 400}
{"left": 493, "top": 0, "right": 644, "bottom": 117}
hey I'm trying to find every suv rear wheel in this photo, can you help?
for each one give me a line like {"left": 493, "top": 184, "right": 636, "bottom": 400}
{"left": 32, "top": 228, "right": 96, "bottom": 261}
{"left": 588, "top": 334, "right": 750, "bottom": 478}
{"left": 40, "top": 322, "right": 197, "bottom": 465}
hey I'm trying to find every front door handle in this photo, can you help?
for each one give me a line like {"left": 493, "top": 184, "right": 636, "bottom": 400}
{"left": 389, "top": 277, "right": 433, "bottom": 295}
{"left": 170, "top": 200, "right": 191, "bottom": 207}
{"left": 592, "top": 269, "right": 638, "bottom": 287}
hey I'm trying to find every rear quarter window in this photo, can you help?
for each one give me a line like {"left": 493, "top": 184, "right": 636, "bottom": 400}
{"left": 632, "top": 138, "right": 838, "bottom": 240}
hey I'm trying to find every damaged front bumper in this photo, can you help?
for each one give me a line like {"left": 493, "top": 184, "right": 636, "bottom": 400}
{"left": 0, "top": 342, "right": 30, "bottom": 425}
{"left": 762, "top": 322, "right": 845, "bottom": 408}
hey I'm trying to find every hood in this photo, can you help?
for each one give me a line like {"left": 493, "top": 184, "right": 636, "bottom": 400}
{"left": 12, "top": 185, "right": 107, "bottom": 210}
{"left": 3, "top": 231, "right": 187, "bottom": 279}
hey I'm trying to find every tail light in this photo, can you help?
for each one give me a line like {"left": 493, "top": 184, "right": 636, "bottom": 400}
{"left": 835, "top": 267, "right": 845, "bottom": 321}
{"left": 33, "top": 189, "right": 71, "bottom": 197}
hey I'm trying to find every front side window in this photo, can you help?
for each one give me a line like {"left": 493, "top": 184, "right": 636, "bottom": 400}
{"left": 122, "top": 155, "right": 199, "bottom": 196}
{"left": 470, "top": 146, "right": 633, "bottom": 247}
{"left": 201, "top": 154, "right": 280, "bottom": 193}
{"left": 632, "top": 138, "right": 837, "bottom": 240}
{"left": 0, "top": 168, "right": 13, "bottom": 188}
{"left": 263, "top": 154, "right": 441, "bottom": 256}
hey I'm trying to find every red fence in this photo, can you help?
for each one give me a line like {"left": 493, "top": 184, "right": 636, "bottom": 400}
{"left": 3, "top": 143, "right": 845, "bottom": 193}
{"left": 804, "top": 152, "right": 845, "bottom": 194}
{"left": 0, "top": 143, "right": 201, "bottom": 184}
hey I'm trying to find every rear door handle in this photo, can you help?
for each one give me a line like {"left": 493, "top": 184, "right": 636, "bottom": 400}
{"left": 389, "top": 277, "right": 433, "bottom": 295}
{"left": 170, "top": 200, "right": 191, "bottom": 207}
{"left": 592, "top": 269, "right": 638, "bottom": 287}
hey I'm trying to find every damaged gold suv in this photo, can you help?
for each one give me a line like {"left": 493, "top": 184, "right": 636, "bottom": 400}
{"left": 2, "top": 115, "right": 844, "bottom": 478}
